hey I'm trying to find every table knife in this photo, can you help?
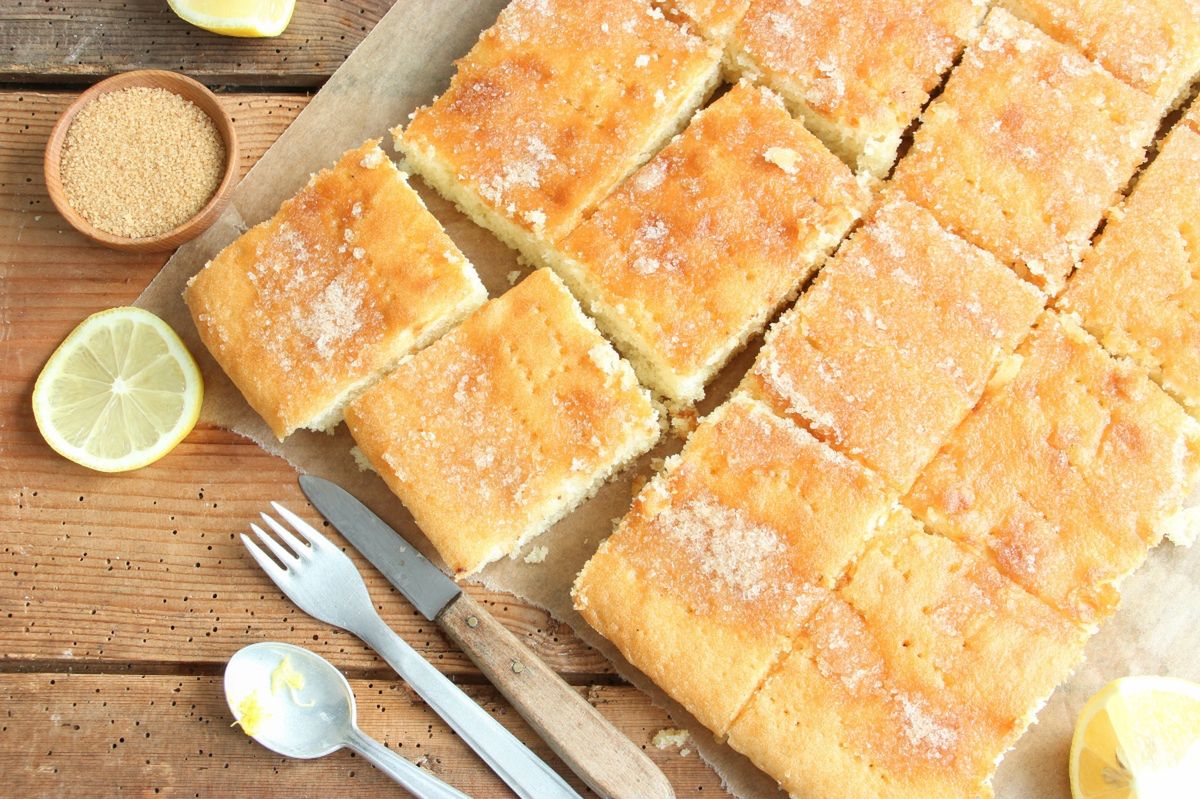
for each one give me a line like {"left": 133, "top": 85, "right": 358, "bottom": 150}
{"left": 299, "top": 474, "right": 674, "bottom": 799}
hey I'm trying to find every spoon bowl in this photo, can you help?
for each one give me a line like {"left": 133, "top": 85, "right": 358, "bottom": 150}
{"left": 224, "top": 642, "right": 471, "bottom": 799}
{"left": 224, "top": 641, "right": 353, "bottom": 759}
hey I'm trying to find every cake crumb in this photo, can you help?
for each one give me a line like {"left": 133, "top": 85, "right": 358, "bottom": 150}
{"left": 350, "top": 446, "right": 376, "bottom": 473}
{"left": 506, "top": 269, "right": 522, "bottom": 285}
{"left": 670, "top": 409, "right": 698, "bottom": 439}
{"left": 653, "top": 728, "right": 690, "bottom": 749}
{"left": 764, "top": 146, "right": 801, "bottom": 175}
{"left": 523, "top": 545, "right": 550, "bottom": 564}
{"left": 360, "top": 149, "right": 386, "bottom": 169}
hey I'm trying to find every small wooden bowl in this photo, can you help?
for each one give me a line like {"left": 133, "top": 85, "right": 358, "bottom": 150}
{"left": 43, "top": 70, "right": 240, "bottom": 253}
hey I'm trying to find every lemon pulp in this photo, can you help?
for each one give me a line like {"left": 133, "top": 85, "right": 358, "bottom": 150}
{"left": 167, "top": 0, "right": 296, "bottom": 38}
{"left": 1070, "top": 676, "right": 1200, "bottom": 799}
{"left": 32, "top": 307, "right": 203, "bottom": 473}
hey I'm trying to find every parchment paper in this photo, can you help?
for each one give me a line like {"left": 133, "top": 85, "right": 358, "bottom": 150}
{"left": 135, "top": 2, "right": 1200, "bottom": 796}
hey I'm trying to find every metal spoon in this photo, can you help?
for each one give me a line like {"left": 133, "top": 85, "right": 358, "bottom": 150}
{"left": 224, "top": 641, "right": 470, "bottom": 799}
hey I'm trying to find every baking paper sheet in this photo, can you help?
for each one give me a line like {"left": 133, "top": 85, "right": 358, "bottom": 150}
{"left": 134, "top": 2, "right": 1200, "bottom": 796}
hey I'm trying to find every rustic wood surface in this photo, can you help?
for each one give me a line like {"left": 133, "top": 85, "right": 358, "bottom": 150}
{"left": 0, "top": 79, "right": 731, "bottom": 799}
{"left": 0, "top": 1, "right": 397, "bottom": 87}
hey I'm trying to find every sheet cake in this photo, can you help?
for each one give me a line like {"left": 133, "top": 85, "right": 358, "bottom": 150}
{"left": 396, "top": 0, "right": 722, "bottom": 270}
{"left": 891, "top": 8, "right": 1159, "bottom": 295}
{"left": 345, "top": 269, "right": 660, "bottom": 577}
{"left": 572, "top": 395, "right": 893, "bottom": 735}
{"left": 742, "top": 196, "right": 1044, "bottom": 491}
{"left": 728, "top": 513, "right": 1088, "bottom": 799}
{"left": 547, "top": 82, "right": 870, "bottom": 406}
{"left": 1059, "top": 124, "right": 1200, "bottom": 420}
{"left": 904, "top": 312, "right": 1200, "bottom": 628}
{"left": 726, "top": 0, "right": 989, "bottom": 177}
{"left": 999, "top": 0, "right": 1200, "bottom": 113}
{"left": 184, "top": 140, "right": 486, "bottom": 440}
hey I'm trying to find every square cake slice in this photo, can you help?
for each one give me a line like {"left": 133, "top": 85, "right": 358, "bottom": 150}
{"left": 345, "top": 269, "right": 660, "bottom": 578}
{"left": 904, "top": 312, "right": 1200, "bottom": 627}
{"left": 547, "top": 82, "right": 870, "bottom": 407}
{"left": 726, "top": 0, "right": 989, "bottom": 177}
{"left": 891, "top": 8, "right": 1159, "bottom": 294}
{"left": 184, "top": 140, "right": 486, "bottom": 440}
{"left": 1059, "top": 124, "right": 1200, "bottom": 419}
{"left": 741, "top": 197, "right": 1045, "bottom": 491}
{"left": 727, "top": 512, "right": 1088, "bottom": 799}
{"left": 396, "top": 0, "right": 722, "bottom": 270}
{"left": 572, "top": 395, "right": 894, "bottom": 735}
{"left": 999, "top": 0, "right": 1200, "bottom": 113}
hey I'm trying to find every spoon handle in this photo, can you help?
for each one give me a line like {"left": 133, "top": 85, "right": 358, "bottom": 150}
{"left": 345, "top": 726, "right": 471, "bottom": 799}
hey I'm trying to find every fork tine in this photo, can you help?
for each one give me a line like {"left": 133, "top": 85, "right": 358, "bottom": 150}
{"left": 240, "top": 533, "right": 290, "bottom": 586}
{"left": 272, "top": 502, "right": 334, "bottom": 551}
{"left": 260, "top": 512, "right": 309, "bottom": 558}
{"left": 249, "top": 522, "right": 299, "bottom": 568}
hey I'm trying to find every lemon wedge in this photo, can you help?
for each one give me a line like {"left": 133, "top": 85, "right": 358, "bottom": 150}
{"left": 32, "top": 307, "right": 203, "bottom": 473}
{"left": 1071, "top": 676, "right": 1200, "bottom": 799}
{"left": 167, "top": 0, "right": 296, "bottom": 38}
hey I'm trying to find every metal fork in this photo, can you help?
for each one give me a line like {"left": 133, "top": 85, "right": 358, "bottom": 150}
{"left": 242, "top": 503, "right": 580, "bottom": 799}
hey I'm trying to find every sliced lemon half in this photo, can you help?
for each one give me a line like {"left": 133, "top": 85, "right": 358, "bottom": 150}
{"left": 1070, "top": 676, "right": 1200, "bottom": 799}
{"left": 167, "top": 0, "right": 296, "bottom": 38}
{"left": 32, "top": 307, "right": 204, "bottom": 473}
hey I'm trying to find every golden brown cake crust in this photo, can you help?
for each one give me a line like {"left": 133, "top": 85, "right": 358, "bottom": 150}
{"left": 904, "top": 312, "right": 1200, "bottom": 626}
{"left": 891, "top": 8, "right": 1159, "bottom": 294}
{"left": 399, "top": 0, "right": 721, "bottom": 243}
{"left": 1059, "top": 125, "right": 1200, "bottom": 417}
{"left": 184, "top": 140, "right": 484, "bottom": 439}
{"left": 999, "top": 0, "right": 1200, "bottom": 112}
{"left": 728, "top": 514, "right": 1087, "bottom": 799}
{"left": 554, "top": 82, "right": 869, "bottom": 404}
{"left": 345, "top": 269, "right": 659, "bottom": 577}
{"left": 728, "top": 0, "right": 988, "bottom": 174}
{"left": 742, "top": 196, "right": 1044, "bottom": 491}
{"left": 573, "top": 395, "right": 893, "bottom": 734}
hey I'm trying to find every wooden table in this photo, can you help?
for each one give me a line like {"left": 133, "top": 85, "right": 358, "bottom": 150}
{"left": 0, "top": 3, "right": 732, "bottom": 795}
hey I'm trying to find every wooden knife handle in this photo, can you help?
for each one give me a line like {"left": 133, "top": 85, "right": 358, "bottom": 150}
{"left": 437, "top": 591, "right": 674, "bottom": 799}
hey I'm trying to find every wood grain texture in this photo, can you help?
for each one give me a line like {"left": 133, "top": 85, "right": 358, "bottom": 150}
{"left": 0, "top": 674, "right": 728, "bottom": 797}
{"left": 439, "top": 592, "right": 673, "bottom": 799}
{"left": 0, "top": 1, "right": 397, "bottom": 87}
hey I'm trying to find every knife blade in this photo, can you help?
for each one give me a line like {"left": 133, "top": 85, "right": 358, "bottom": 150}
{"left": 299, "top": 474, "right": 675, "bottom": 799}
{"left": 298, "top": 474, "right": 459, "bottom": 619}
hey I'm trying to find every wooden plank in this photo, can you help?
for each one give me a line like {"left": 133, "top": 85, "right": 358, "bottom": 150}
{"left": 0, "top": 673, "right": 734, "bottom": 797}
{"left": 0, "top": 1, "right": 397, "bottom": 88}
{"left": 0, "top": 91, "right": 610, "bottom": 678}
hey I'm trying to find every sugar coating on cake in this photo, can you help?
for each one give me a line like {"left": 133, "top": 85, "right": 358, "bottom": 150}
{"left": 572, "top": 395, "right": 894, "bottom": 734}
{"left": 396, "top": 0, "right": 722, "bottom": 270}
{"left": 657, "top": 0, "right": 750, "bottom": 41}
{"left": 726, "top": 0, "right": 990, "bottom": 177}
{"left": 184, "top": 140, "right": 486, "bottom": 440}
{"left": 345, "top": 269, "right": 660, "bottom": 578}
{"left": 742, "top": 197, "right": 1045, "bottom": 491}
{"left": 1059, "top": 125, "right": 1200, "bottom": 420}
{"left": 891, "top": 8, "right": 1159, "bottom": 295}
{"left": 999, "top": 0, "right": 1200, "bottom": 113}
{"left": 727, "top": 512, "right": 1088, "bottom": 799}
{"left": 547, "top": 82, "right": 870, "bottom": 406}
{"left": 904, "top": 312, "right": 1200, "bottom": 627}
